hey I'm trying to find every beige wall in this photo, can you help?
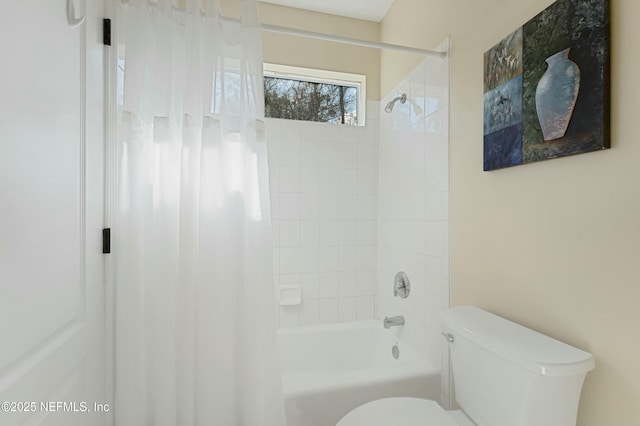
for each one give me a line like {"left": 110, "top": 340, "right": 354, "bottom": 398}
{"left": 382, "top": 1, "right": 640, "bottom": 425}
{"left": 221, "top": 1, "right": 381, "bottom": 99}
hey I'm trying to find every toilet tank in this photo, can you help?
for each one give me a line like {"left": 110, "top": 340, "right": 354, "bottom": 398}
{"left": 442, "top": 306, "right": 594, "bottom": 426}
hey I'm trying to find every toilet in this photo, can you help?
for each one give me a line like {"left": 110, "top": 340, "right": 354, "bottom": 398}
{"left": 337, "top": 306, "right": 595, "bottom": 426}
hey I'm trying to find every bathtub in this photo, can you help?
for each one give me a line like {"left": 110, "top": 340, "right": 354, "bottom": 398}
{"left": 277, "top": 320, "right": 441, "bottom": 426}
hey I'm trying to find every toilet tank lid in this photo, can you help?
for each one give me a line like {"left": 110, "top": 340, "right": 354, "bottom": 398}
{"left": 442, "top": 306, "right": 595, "bottom": 377}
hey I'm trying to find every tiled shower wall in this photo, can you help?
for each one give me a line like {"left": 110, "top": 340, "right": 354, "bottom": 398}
{"left": 377, "top": 39, "right": 450, "bottom": 381}
{"left": 266, "top": 102, "right": 379, "bottom": 327}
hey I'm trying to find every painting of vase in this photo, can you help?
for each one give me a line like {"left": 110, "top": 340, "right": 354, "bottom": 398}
{"left": 535, "top": 48, "right": 580, "bottom": 141}
{"left": 483, "top": 0, "right": 610, "bottom": 171}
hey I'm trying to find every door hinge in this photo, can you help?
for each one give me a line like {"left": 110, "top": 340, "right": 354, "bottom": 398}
{"left": 102, "top": 228, "right": 111, "bottom": 254}
{"left": 103, "top": 18, "right": 111, "bottom": 46}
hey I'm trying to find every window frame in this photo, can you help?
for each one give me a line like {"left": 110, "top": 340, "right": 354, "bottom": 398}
{"left": 263, "top": 63, "right": 367, "bottom": 126}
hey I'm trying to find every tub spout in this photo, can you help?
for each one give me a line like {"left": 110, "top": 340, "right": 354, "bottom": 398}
{"left": 383, "top": 315, "right": 405, "bottom": 329}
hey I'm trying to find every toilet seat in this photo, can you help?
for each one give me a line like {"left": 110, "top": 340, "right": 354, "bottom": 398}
{"left": 336, "top": 398, "right": 461, "bottom": 426}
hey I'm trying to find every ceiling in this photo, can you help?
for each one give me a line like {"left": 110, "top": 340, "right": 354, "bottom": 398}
{"left": 259, "top": 0, "right": 395, "bottom": 22}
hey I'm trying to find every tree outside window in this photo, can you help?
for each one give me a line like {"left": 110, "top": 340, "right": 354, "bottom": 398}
{"left": 264, "top": 76, "right": 358, "bottom": 125}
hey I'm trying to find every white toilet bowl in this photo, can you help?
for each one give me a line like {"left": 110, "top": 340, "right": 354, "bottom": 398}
{"left": 337, "top": 306, "right": 595, "bottom": 426}
{"left": 336, "top": 397, "right": 475, "bottom": 426}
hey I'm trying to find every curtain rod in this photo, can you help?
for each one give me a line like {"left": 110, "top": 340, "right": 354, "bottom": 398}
{"left": 220, "top": 16, "right": 447, "bottom": 58}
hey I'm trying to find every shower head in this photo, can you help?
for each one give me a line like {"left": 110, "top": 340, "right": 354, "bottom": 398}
{"left": 384, "top": 93, "right": 407, "bottom": 113}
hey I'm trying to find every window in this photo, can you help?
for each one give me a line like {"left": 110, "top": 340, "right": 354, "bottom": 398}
{"left": 263, "top": 64, "right": 366, "bottom": 126}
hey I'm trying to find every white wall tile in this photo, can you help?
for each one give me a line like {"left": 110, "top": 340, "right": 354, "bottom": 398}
{"left": 280, "top": 139, "right": 301, "bottom": 166}
{"left": 268, "top": 117, "right": 381, "bottom": 330}
{"left": 319, "top": 194, "right": 340, "bottom": 219}
{"left": 318, "top": 272, "right": 339, "bottom": 298}
{"left": 357, "top": 296, "right": 375, "bottom": 320}
{"left": 337, "top": 195, "right": 358, "bottom": 221}
{"left": 279, "top": 247, "right": 300, "bottom": 274}
{"left": 338, "top": 246, "right": 358, "bottom": 271}
{"left": 357, "top": 270, "right": 376, "bottom": 296}
{"left": 425, "top": 103, "right": 446, "bottom": 133}
{"left": 301, "top": 139, "right": 320, "bottom": 167}
{"left": 338, "top": 298, "right": 358, "bottom": 323}
{"left": 358, "top": 245, "right": 376, "bottom": 271}
{"left": 322, "top": 124, "right": 345, "bottom": 142}
{"left": 279, "top": 193, "right": 300, "bottom": 219}
{"left": 300, "top": 121, "right": 322, "bottom": 140}
{"left": 337, "top": 143, "right": 358, "bottom": 169}
{"left": 409, "top": 140, "right": 426, "bottom": 184}
{"left": 366, "top": 100, "right": 379, "bottom": 121}
{"left": 270, "top": 193, "right": 280, "bottom": 220}
{"left": 300, "top": 194, "right": 319, "bottom": 220}
{"left": 281, "top": 120, "right": 301, "bottom": 139}
{"left": 318, "top": 220, "right": 339, "bottom": 246}
{"left": 300, "top": 273, "right": 320, "bottom": 300}
{"left": 271, "top": 221, "right": 280, "bottom": 247}
{"left": 377, "top": 54, "right": 450, "bottom": 377}
{"left": 299, "top": 246, "right": 319, "bottom": 273}
{"left": 358, "top": 221, "right": 376, "bottom": 245}
{"left": 272, "top": 249, "right": 280, "bottom": 275}
{"left": 357, "top": 144, "right": 378, "bottom": 170}
{"left": 279, "top": 220, "right": 300, "bottom": 247}
{"left": 424, "top": 190, "right": 448, "bottom": 221}
{"left": 338, "top": 221, "right": 358, "bottom": 246}
{"left": 300, "top": 298, "right": 319, "bottom": 326}
{"left": 300, "top": 167, "right": 319, "bottom": 193}
{"left": 340, "top": 124, "right": 359, "bottom": 144}
{"left": 338, "top": 169, "right": 357, "bottom": 194}
{"left": 319, "top": 168, "right": 342, "bottom": 194}
{"left": 425, "top": 257, "right": 448, "bottom": 296}
{"left": 266, "top": 118, "right": 281, "bottom": 139}
{"left": 267, "top": 138, "right": 280, "bottom": 167}
{"left": 319, "top": 299, "right": 339, "bottom": 324}
{"left": 268, "top": 164, "right": 280, "bottom": 193}
{"left": 279, "top": 273, "right": 300, "bottom": 286}
{"left": 358, "top": 121, "right": 377, "bottom": 145}
{"left": 357, "top": 195, "right": 377, "bottom": 221}
{"left": 357, "top": 169, "right": 378, "bottom": 194}
{"left": 280, "top": 166, "right": 301, "bottom": 193}
{"left": 279, "top": 306, "right": 300, "bottom": 328}
{"left": 424, "top": 221, "right": 447, "bottom": 259}
{"left": 318, "top": 246, "right": 338, "bottom": 272}
{"left": 317, "top": 143, "right": 337, "bottom": 168}
{"left": 338, "top": 270, "right": 358, "bottom": 298}
{"left": 300, "top": 220, "right": 319, "bottom": 246}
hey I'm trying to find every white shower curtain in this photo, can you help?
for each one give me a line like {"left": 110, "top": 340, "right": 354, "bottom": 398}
{"left": 115, "top": 1, "right": 286, "bottom": 425}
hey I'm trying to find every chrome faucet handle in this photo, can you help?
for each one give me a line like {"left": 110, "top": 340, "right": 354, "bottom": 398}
{"left": 393, "top": 272, "right": 410, "bottom": 298}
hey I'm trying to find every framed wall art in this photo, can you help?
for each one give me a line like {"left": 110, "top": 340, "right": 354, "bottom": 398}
{"left": 483, "top": 0, "right": 610, "bottom": 171}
